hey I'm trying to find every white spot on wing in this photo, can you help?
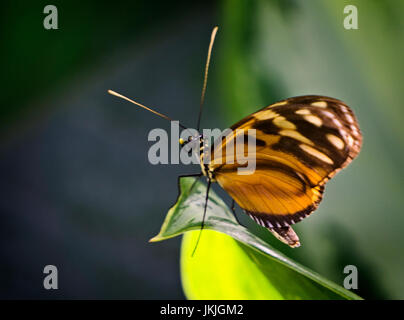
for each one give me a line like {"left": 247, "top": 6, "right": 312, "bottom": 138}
{"left": 345, "top": 114, "right": 355, "bottom": 124}
{"left": 295, "top": 109, "right": 311, "bottom": 115}
{"left": 303, "top": 115, "right": 323, "bottom": 127}
{"left": 340, "top": 128, "right": 347, "bottom": 137}
{"left": 273, "top": 116, "right": 296, "bottom": 129}
{"left": 255, "top": 109, "right": 278, "bottom": 120}
{"left": 279, "top": 130, "right": 313, "bottom": 145}
{"left": 270, "top": 100, "right": 288, "bottom": 107}
{"left": 332, "top": 118, "right": 343, "bottom": 128}
{"left": 347, "top": 134, "right": 354, "bottom": 147}
{"left": 321, "top": 110, "right": 335, "bottom": 119}
{"left": 299, "top": 144, "right": 334, "bottom": 164}
{"left": 351, "top": 125, "right": 360, "bottom": 136}
{"left": 311, "top": 101, "right": 328, "bottom": 108}
{"left": 326, "top": 134, "right": 345, "bottom": 150}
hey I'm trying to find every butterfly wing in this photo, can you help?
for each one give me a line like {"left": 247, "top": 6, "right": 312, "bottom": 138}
{"left": 207, "top": 96, "right": 362, "bottom": 247}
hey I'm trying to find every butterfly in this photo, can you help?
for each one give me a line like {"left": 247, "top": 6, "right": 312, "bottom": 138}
{"left": 108, "top": 26, "right": 362, "bottom": 248}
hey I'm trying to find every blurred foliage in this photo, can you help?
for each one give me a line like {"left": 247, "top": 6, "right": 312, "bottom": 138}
{"left": 0, "top": 0, "right": 209, "bottom": 137}
{"left": 152, "top": 177, "right": 360, "bottom": 300}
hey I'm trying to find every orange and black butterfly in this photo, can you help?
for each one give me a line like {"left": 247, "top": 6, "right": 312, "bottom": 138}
{"left": 108, "top": 27, "right": 362, "bottom": 248}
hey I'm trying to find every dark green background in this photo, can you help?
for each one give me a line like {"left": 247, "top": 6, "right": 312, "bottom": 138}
{"left": 0, "top": 0, "right": 403, "bottom": 299}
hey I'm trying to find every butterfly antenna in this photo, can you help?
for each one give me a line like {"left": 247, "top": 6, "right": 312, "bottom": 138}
{"left": 108, "top": 90, "right": 188, "bottom": 130}
{"left": 196, "top": 26, "right": 218, "bottom": 132}
{"left": 191, "top": 179, "right": 212, "bottom": 257}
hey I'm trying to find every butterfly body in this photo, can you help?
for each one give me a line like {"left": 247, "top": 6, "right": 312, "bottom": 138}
{"left": 200, "top": 95, "right": 362, "bottom": 247}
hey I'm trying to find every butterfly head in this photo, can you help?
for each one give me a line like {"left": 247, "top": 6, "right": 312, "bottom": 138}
{"left": 179, "top": 134, "right": 203, "bottom": 148}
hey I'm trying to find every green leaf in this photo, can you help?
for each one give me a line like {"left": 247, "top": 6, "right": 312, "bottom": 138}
{"left": 151, "top": 177, "right": 362, "bottom": 300}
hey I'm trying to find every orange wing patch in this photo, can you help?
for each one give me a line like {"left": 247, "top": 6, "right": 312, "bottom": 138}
{"left": 214, "top": 160, "right": 324, "bottom": 228}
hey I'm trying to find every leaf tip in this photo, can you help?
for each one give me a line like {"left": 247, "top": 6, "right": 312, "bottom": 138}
{"left": 149, "top": 235, "right": 163, "bottom": 243}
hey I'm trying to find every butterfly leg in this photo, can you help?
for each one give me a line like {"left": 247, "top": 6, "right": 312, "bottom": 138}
{"left": 191, "top": 179, "right": 212, "bottom": 256}
{"left": 230, "top": 199, "right": 243, "bottom": 226}
{"left": 231, "top": 199, "right": 236, "bottom": 213}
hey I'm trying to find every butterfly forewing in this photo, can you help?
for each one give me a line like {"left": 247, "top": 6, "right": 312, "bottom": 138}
{"left": 207, "top": 96, "right": 362, "bottom": 245}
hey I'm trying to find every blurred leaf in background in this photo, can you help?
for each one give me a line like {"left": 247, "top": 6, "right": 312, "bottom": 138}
{"left": 0, "top": 0, "right": 197, "bottom": 137}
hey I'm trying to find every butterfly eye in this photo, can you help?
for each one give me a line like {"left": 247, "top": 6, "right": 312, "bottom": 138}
{"left": 187, "top": 136, "right": 193, "bottom": 142}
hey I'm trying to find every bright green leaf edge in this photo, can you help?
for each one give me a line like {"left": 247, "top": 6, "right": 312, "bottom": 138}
{"left": 150, "top": 177, "right": 362, "bottom": 300}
